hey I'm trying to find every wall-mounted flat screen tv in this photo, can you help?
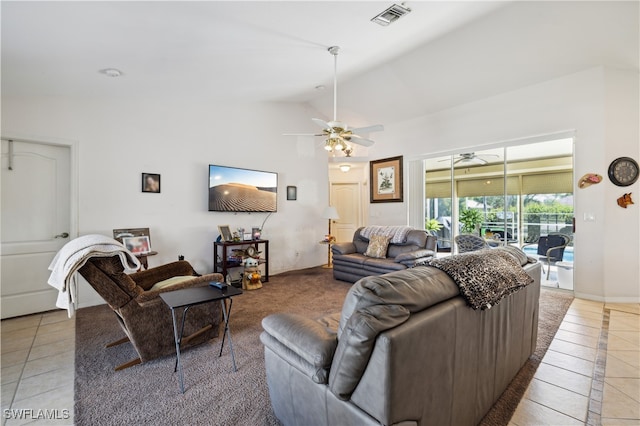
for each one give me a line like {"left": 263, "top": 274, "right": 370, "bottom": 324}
{"left": 209, "top": 165, "right": 278, "bottom": 212}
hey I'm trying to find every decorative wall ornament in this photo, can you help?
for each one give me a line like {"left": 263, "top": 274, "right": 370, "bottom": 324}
{"left": 617, "top": 192, "right": 634, "bottom": 208}
{"left": 578, "top": 173, "right": 602, "bottom": 189}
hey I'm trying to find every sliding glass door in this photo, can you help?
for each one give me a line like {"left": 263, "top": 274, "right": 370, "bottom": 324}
{"left": 424, "top": 137, "right": 574, "bottom": 288}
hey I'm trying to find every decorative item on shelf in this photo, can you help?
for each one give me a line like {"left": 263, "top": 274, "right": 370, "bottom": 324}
{"left": 578, "top": 173, "right": 603, "bottom": 189}
{"left": 242, "top": 257, "right": 262, "bottom": 290}
{"left": 322, "top": 234, "right": 336, "bottom": 243}
{"left": 122, "top": 235, "right": 151, "bottom": 254}
{"left": 237, "top": 228, "right": 245, "bottom": 239}
{"left": 244, "top": 246, "right": 261, "bottom": 258}
{"left": 617, "top": 192, "right": 634, "bottom": 208}
{"left": 232, "top": 232, "right": 241, "bottom": 242}
{"left": 228, "top": 249, "right": 245, "bottom": 265}
{"left": 218, "top": 225, "right": 232, "bottom": 242}
{"left": 251, "top": 211, "right": 273, "bottom": 240}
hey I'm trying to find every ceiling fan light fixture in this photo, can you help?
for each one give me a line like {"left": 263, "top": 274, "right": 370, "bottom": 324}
{"left": 284, "top": 46, "right": 382, "bottom": 150}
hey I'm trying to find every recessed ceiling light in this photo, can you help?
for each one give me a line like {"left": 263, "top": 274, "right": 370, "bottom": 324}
{"left": 99, "top": 68, "right": 123, "bottom": 78}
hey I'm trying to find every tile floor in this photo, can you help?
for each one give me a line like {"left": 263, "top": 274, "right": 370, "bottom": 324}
{"left": 1, "top": 297, "right": 638, "bottom": 425}
{"left": 510, "top": 299, "right": 640, "bottom": 426}
{"left": 1, "top": 310, "right": 74, "bottom": 425}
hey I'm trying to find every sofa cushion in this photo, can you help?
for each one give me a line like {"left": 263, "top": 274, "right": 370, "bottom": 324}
{"left": 364, "top": 235, "right": 391, "bottom": 258}
{"left": 150, "top": 276, "right": 195, "bottom": 291}
{"left": 394, "top": 249, "right": 436, "bottom": 265}
{"left": 329, "top": 303, "right": 410, "bottom": 400}
{"left": 338, "top": 267, "right": 460, "bottom": 339}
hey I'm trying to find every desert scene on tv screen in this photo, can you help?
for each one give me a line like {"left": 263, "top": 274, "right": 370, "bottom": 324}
{"left": 209, "top": 183, "right": 276, "bottom": 212}
{"left": 209, "top": 166, "right": 277, "bottom": 212}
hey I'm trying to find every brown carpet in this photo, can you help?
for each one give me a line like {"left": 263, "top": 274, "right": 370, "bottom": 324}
{"left": 74, "top": 267, "right": 573, "bottom": 426}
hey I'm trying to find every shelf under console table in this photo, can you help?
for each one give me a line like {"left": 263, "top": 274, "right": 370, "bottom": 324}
{"left": 213, "top": 239, "right": 269, "bottom": 283}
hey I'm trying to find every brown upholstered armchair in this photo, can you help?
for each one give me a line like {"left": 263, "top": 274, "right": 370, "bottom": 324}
{"left": 78, "top": 257, "right": 223, "bottom": 370}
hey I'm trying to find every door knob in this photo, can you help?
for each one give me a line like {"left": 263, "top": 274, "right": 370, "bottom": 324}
{"left": 55, "top": 232, "right": 69, "bottom": 239}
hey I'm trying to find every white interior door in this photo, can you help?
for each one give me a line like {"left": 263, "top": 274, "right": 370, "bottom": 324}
{"left": 330, "top": 182, "right": 363, "bottom": 243}
{"left": 1, "top": 139, "right": 71, "bottom": 318}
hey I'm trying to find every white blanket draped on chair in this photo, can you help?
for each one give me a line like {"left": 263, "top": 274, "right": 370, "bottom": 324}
{"left": 47, "top": 234, "right": 140, "bottom": 317}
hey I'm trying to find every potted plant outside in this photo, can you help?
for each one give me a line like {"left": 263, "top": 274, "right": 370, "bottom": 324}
{"left": 425, "top": 219, "right": 442, "bottom": 234}
{"left": 459, "top": 209, "right": 484, "bottom": 234}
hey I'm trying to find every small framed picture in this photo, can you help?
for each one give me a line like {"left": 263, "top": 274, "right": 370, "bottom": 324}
{"left": 286, "top": 185, "right": 297, "bottom": 201}
{"left": 142, "top": 173, "right": 161, "bottom": 193}
{"left": 122, "top": 235, "right": 152, "bottom": 254}
{"left": 218, "top": 225, "right": 233, "bottom": 242}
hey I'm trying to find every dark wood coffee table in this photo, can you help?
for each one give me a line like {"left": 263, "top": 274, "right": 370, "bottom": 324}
{"left": 160, "top": 285, "right": 243, "bottom": 393}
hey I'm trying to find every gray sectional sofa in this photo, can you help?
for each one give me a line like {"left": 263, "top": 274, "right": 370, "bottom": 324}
{"left": 260, "top": 247, "right": 541, "bottom": 426}
{"left": 331, "top": 226, "right": 437, "bottom": 283}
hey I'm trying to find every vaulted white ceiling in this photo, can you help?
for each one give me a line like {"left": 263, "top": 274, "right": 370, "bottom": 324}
{"left": 2, "top": 1, "right": 638, "bottom": 126}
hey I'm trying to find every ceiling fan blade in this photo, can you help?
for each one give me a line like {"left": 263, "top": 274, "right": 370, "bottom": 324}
{"left": 351, "top": 124, "right": 384, "bottom": 134}
{"left": 283, "top": 132, "right": 324, "bottom": 137}
{"left": 312, "top": 118, "right": 332, "bottom": 131}
{"left": 349, "top": 137, "right": 375, "bottom": 147}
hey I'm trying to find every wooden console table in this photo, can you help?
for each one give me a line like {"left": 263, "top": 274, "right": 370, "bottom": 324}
{"left": 213, "top": 239, "right": 269, "bottom": 283}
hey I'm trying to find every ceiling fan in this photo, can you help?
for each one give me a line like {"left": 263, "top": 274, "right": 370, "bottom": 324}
{"left": 285, "top": 46, "right": 384, "bottom": 153}
{"left": 439, "top": 152, "right": 500, "bottom": 166}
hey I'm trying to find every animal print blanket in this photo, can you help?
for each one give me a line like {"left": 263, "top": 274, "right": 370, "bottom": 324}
{"left": 428, "top": 249, "right": 533, "bottom": 310}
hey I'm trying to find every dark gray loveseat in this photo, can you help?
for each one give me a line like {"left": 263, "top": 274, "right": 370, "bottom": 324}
{"left": 331, "top": 226, "right": 437, "bottom": 283}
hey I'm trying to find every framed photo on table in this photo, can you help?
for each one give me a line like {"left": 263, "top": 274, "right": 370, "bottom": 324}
{"left": 218, "top": 225, "right": 233, "bottom": 242}
{"left": 122, "top": 236, "right": 152, "bottom": 254}
{"left": 370, "top": 155, "right": 403, "bottom": 203}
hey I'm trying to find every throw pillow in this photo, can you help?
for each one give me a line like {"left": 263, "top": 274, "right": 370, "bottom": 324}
{"left": 150, "top": 276, "right": 194, "bottom": 291}
{"left": 364, "top": 235, "right": 391, "bottom": 258}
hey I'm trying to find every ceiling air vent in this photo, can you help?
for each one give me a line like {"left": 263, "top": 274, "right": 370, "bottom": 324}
{"left": 371, "top": 3, "right": 412, "bottom": 26}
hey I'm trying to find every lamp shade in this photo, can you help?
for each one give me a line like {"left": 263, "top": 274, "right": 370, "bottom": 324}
{"left": 322, "top": 206, "right": 340, "bottom": 220}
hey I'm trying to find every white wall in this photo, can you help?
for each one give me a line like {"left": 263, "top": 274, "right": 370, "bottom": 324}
{"left": 3, "top": 68, "right": 638, "bottom": 304}
{"left": 2, "top": 95, "right": 331, "bottom": 307}
{"left": 366, "top": 67, "right": 639, "bottom": 302}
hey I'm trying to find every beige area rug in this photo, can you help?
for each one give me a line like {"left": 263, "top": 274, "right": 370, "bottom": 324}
{"left": 74, "top": 266, "right": 573, "bottom": 426}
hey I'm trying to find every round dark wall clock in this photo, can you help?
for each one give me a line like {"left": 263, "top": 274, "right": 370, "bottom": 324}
{"left": 608, "top": 157, "right": 639, "bottom": 187}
